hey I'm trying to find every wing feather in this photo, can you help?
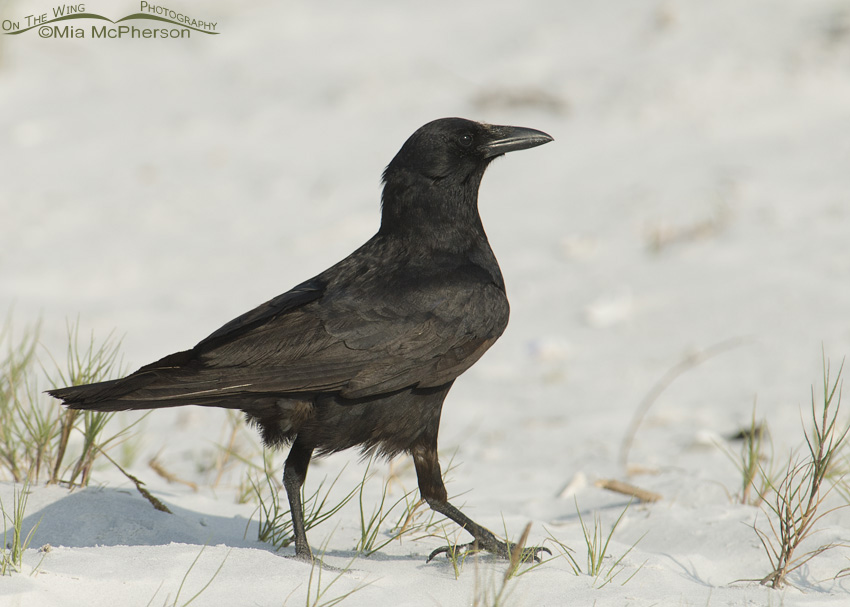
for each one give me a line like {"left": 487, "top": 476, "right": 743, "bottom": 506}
{"left": 103, "top": 251, "right": 509, "bottom": 406}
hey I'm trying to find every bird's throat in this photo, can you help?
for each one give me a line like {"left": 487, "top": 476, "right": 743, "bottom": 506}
{"left": 379, "top": 175, "right": 488, "bottom": 252}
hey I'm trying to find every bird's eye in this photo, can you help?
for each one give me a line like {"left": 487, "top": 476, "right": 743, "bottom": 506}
{"left": 458, "top": 133, "right": 473, "bottom": 148}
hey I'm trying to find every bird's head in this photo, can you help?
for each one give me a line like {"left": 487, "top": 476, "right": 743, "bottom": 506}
{"left": 383, "top": 117, "right": 552, "bottom": 184}
{"left": 380, "top": 118, "right": 552, "bottom": 241}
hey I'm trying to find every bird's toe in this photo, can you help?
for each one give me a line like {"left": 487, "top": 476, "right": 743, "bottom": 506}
{"left": 427, "top": 540, "right": 550, "bottom": 563}
{"left": 427, "top": 541, "right": 481, "bottom": 563}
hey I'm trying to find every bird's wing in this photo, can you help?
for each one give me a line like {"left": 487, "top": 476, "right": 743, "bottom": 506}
{"left": 320, "top": 279, "right": 508, "bottom": 397}
{"left": 128, "top": 275, "right": 507, "bottom": 402}
{"left": 195, "top": 279, "right": 325, "bottom": 349}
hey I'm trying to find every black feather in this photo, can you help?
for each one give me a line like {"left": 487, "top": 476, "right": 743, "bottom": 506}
{"left": 48, "top": 117, "right": 553, "bottom": 561}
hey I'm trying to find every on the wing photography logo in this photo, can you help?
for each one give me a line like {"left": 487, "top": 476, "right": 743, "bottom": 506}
{"left": 1, "top": 2, "right": 218, "bottom": 39}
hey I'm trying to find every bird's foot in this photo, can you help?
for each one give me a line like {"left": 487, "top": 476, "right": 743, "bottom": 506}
{"left": 427, "top": 539, "right": 550, "bottom": 563}
{"left": 427, "top": 541, "right": 481, "bottom": 563}
{"left": 513, "top": 544, "right": 551, "bottom": 563}
{"left": 288, "top": 544, "right": 314, "bottom": 563}
{"left": 286, "top": 549, "right": 345, "bottom": 571}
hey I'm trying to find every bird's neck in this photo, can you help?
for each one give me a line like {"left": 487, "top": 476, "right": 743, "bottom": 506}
{"left": 378, "top": 174, "right": 489, "bottom": 253}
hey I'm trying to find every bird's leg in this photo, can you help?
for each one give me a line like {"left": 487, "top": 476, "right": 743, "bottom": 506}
{"left": 412, "top": 445, "right": 549, "bottom": 563}
{"left": 283, "top": 439, "right": 314, "bottom": 561}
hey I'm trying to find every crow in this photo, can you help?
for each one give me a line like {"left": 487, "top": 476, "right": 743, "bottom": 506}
{"left": 49, "top": 117, "right": 553, "bottom": 562}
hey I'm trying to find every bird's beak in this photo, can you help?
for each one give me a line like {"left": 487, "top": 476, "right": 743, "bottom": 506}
{"left": 480, "top": 125, "right": 554, "bottom": 158}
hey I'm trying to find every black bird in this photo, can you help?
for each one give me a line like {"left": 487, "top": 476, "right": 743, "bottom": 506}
{"left": 49, "top": 117, "right": 553, "bottom": 562}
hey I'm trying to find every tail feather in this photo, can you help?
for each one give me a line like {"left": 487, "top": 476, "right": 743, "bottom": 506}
{"left": 47, "top": 348, "right": 207, "bottom": 412}
{"left": 48, "top": 383, "right": 244, "bottom": 412}
{"left": 48, "top": 372, "right": 260, "bottom": 413}
{"left": 47, "top": 348, "right": 306, "bottom": 414}
{"left": 48, "top": 374, "right": 163, "bottom": 411}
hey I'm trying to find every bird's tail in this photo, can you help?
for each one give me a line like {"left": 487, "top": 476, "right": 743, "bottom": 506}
{"left": 47, "top": 349, "right": 216, "bottom": 412}
{"left": 47, "top": 373, "right": 197, "bottom": 412}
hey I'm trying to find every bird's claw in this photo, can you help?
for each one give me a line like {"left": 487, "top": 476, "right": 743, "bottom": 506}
{"left": 516, "top": 545, "right": 552, "bottom": 563}
{"left": 427, "top": 540, "right": 551, "bottom": 563}
{"left": 427, "top": 541, "right": 480, "bottom": 562}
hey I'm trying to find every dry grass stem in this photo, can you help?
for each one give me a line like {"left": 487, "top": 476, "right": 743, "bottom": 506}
{"left": 619, "top": 338, "right": 749, "bottom": 469}
{"left": 149, "top": 456, "right": 199, "bottom": 492}
{"left": 594, "top": 479, "right": 661, "bottom": 503}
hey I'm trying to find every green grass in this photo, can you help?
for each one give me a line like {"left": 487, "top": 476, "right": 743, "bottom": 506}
{"left": 301, "top": 537, "right": 373, "bottom": 607}
{"left": 1, "top": 479, "right": 41, "bottom": 575}
{"left": 355, "top": 454, "right": 428, "bottom": 556}
{"left": 736, "top": 405, "right": 771, "bottom": 506}
{"left": 432, "top": 524, "right": 470, "bottom": 579}
{"left": 469, "top": 524, "right": 532, "bottom": 607}
{"left": 246, "top": 453, "right": 358, "bottom": 551}
{"left": 47, "top": 319, "right": 126, "bottom": 486}
{"left": 756, "top": 356, "right": 850, "bottom": 589}
{"left": 246, "top": 451, "right": 458, "bottom": 557}
{"left": 0, "top": 316, "right": 131, "bottom": 487}
{"left": 718, "top": 402, "right": 776, "bottom": 506}
{"left": 543, "top": 500, "right": 645, "bottom": 589}
{"left": 0, "top": 319, "right": 42, "bottom": 481}
{"left": 575, "top": 499, "right": 645, "bottom": 587}
{"left": 146, "top": 545, "right": 230, "bottom": 607}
